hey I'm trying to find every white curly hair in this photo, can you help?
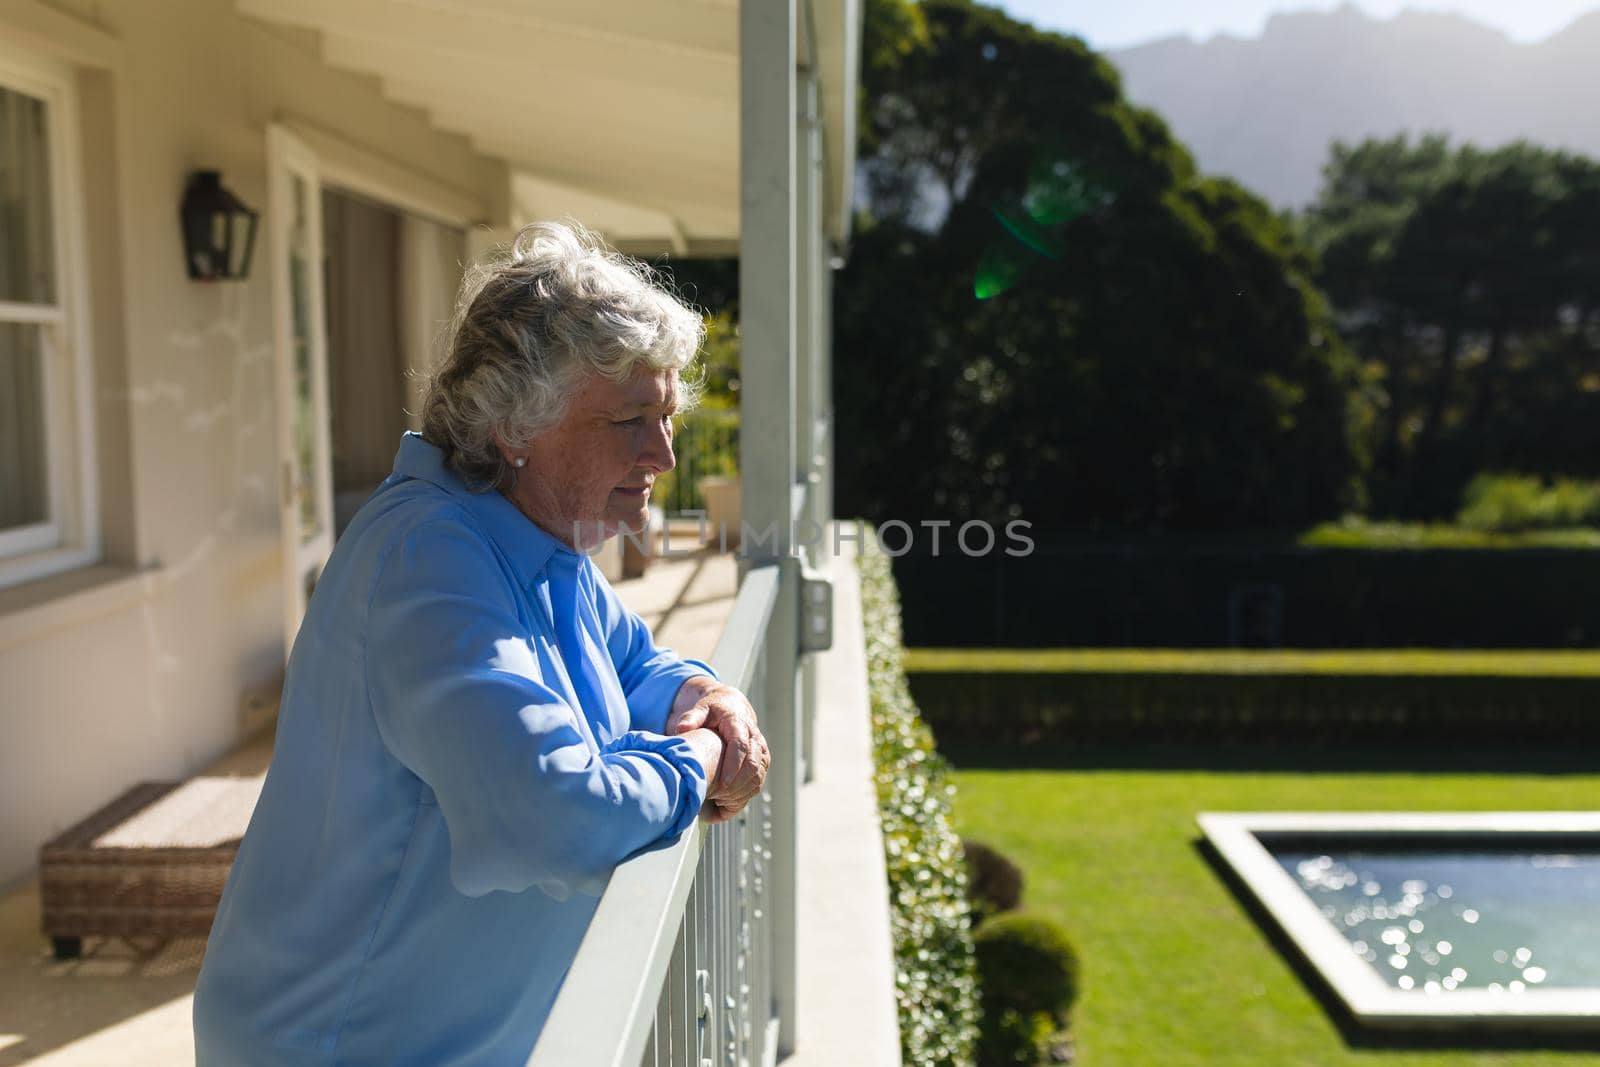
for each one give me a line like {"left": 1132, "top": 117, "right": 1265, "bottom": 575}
{"left": 422, "top": 219, "right": 705, "bottom": 488}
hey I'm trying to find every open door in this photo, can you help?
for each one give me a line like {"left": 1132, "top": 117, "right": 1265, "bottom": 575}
{"left": 267, "top": 125, "right": 334, "bottom": 654}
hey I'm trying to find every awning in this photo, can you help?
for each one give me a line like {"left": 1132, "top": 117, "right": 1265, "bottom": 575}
{"left": 238, "top": 0, "right": 860, "bottom": 255}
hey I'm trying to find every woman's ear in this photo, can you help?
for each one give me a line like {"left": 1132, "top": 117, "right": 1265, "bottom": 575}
{"left": 491, "top": 432, "right": 527, "bottom": 470}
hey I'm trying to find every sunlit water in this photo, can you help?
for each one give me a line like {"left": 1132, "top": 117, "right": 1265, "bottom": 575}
{"left": 1271, "top": 845, "right": 1600, "bottom": 993}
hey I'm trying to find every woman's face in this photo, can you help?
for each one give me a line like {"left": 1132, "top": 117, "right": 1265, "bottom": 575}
{"left": 506, "top": 366, "right": 678, "bottom": 551}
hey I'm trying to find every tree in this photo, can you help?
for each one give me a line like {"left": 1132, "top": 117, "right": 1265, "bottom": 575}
{"left": 1304, "top": 137, "right": 1600, "bottom": 514}
{"left": 835, "top": 0, "right": 1363, "bottom": 532}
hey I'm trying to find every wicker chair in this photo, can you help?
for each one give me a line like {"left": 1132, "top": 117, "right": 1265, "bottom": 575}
{"left": 39, "top": 776, "right": 264, "bottom": 960}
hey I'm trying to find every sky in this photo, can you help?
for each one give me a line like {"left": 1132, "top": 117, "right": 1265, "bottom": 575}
{"left": 993, "top": 0, "right": 1600, "bottom": 50}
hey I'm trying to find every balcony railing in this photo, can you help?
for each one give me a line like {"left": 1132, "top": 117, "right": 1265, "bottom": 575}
{"left": 656, "top": 409, "right": 741, "bottom": 518}
{"left": 527, "top": 563, "right": 784, "bottom": 1067}
{"left": 529, "top": 4, "right": 846, "bottom": 1061}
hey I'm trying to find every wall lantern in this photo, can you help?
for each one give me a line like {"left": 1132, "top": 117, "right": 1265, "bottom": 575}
{"left": 180, "top": 170, "right": 259, "bottom": 281}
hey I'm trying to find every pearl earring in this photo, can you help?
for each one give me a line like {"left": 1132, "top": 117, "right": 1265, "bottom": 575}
{"left": 513, "top": 457, "right": 526, "bottom": 468}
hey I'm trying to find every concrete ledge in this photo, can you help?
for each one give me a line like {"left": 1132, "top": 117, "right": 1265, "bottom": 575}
{"left": 784, "top": 537, "right": 902, "bottom": 1066}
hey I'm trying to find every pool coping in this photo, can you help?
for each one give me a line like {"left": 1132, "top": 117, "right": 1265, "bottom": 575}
{"left": 1197, "top": 811, "right": 1600, "bottom": 1031}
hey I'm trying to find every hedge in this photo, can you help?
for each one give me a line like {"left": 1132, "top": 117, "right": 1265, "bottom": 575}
{"left": 906, "top": 667, "right": 1600, "bottom": 746}
{"left": 890, "top": 546, "right": 1600, "bottom": 649}
{"left": 904, "top": 647, "right": 1600, "bottom": 676}
{"left": 859, "top": 542, "right": 980, "bottom": 1066}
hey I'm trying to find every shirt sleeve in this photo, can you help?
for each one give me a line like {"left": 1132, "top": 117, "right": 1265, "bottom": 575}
{"left": 365, "top": 518, "right": 708, "bottom": 900}
{"left": 586, "top": 559, "right": 717, "bottom": 734}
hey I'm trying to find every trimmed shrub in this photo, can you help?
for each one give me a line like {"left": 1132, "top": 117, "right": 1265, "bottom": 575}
{"left": 859, "top": 540, "right": 980, "bottom": 1066}
{"left": 975, "top": 1007, "right": 1057, "bottom": 1067}
{"left": 973, "top": 913, "right": 1081, "bottom": 1018}
{"left": 963, "top": 839, "right": 1025, "bottom": 921}
{"left": 906, "top": 669, "right": 1600, "bottom": 747}
{"left": 973, "top": 913, "right": 1081, "bottom": 1067}
{"left": 890, "top": 547, "right": 1600, "bottom": 649}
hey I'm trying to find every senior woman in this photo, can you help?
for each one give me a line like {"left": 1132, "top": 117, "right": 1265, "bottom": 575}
{"left": 193, "top": 221, "right": 769, "bottom": 1066}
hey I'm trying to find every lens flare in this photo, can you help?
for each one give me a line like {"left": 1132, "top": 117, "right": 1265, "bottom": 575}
{"left": 972, "top": 146, "right": 1114, "bottom": 300}
{"left": 992, "top": 204, "right": 1063, "bottom": 260}
{"left": 973, "top": 239, "right": 1031, "bottom": 300}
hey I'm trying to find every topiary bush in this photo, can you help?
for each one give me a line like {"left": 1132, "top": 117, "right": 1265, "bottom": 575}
{"left": 963, "top": 839, "right": 1025, "bottom": 922}
{"left": 972, "top": 913, "right": 1081, "bottom": 1067}
{"left": 975, "top": 1006, "right": 1059, "bottom": 1067}
{"left": 858, "top": 539, "right": 980, "bottom": 1066}
{"left": 973, "top": 913, "right": 1080, "bottom": 1017}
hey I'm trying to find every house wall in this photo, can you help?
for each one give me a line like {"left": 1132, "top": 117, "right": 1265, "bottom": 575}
{"left": 0, "top": 0, "right": 509, "bottom": 884}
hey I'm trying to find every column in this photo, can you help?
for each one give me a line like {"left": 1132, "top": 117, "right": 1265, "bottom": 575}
{"left": 739, "top": 0, "right": 800, "bottom": 1054}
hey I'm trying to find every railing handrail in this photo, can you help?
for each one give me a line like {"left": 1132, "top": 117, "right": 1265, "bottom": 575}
{"left": 526, "top": 563, "right": 782, "bottom": 1067}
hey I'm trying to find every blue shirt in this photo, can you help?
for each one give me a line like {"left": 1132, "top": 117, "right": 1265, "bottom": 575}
{"left": 193, "top": 433, "right": 713, "bottom": 1066}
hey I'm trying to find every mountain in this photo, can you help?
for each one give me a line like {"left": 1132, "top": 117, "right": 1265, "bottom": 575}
{"left": 1105, "top": 4, "right": 1600, "bottom": 207}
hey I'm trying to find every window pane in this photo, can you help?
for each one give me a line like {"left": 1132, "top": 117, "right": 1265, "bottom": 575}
{"left": 0, "top": 84, "right": 57, "bottom": 305}
{"left": 0, "top": 322, "right": 49, "bottom": 529}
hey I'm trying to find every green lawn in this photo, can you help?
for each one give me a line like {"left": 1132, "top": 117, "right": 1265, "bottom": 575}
{"left": 951, "top": 755, "right": 1600, "bottom": 1066}
{"left": 906, "top": 648, "right": 1600, "bottom": 677}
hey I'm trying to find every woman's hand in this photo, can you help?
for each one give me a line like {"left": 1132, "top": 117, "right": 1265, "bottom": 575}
{"left": 678, "top": 728, "right": 725, "bottom": 820}
{"left": 667, "top": 676, "right": 770, "bottom": 823}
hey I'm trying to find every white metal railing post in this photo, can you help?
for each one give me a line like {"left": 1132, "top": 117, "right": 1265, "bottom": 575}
{"left": 803, "top": 76, "right": 827, "bottom": 534}
{"left": 816, "top": 261, "right": 833, "bottom": 533}
{"left": 796, "top": 68, "right": 822, "bottom": 786}
{"left": 795, "top": 71, "right": 819, "bottom": 498}
{"left": 740, "top": 0, "right": 801, "bottom": 1055}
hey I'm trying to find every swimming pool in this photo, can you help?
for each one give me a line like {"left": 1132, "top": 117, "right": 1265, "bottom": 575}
{"left": 1199, "top": 812, "right": 1600, "bottom": 1032}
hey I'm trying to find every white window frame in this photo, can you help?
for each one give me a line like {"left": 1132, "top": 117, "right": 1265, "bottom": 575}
{"left": 266, "top": 121, "right": 482, "bottom": 652}
{"left": 0, "top": 41, "right": 98, "bottom": 589}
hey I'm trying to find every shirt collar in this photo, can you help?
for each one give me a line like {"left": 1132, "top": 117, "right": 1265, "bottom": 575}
{"left": 391, "top": 432, "right": 576, "bottom": 589}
